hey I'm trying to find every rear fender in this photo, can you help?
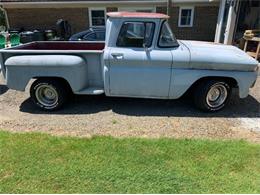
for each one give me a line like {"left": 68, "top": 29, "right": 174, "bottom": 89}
{"left": 5, "top": 55, "right": 87, "bottom": 92}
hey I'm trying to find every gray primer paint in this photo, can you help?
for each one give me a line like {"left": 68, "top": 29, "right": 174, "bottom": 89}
{"left": 0, "top": 17, "right": 259, "bottom": 100}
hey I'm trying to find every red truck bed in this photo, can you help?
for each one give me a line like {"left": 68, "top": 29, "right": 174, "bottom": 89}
{"left": 10, "top": 41, "right": 105, "bottom": 51}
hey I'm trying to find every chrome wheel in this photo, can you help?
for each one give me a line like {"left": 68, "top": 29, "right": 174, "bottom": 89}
{"left": 206, "top": 83, "right": 228, "bottom": 108}
{"left": 35, "top": 84, "right": 58, "bottom": 107}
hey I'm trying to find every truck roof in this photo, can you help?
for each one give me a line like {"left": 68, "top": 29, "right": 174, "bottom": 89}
{"left": 107, "top": 12, "right": 169, "bottom": 19}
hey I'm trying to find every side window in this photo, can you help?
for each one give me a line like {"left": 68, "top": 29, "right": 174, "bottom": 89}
{"left": 158, "top": 21, "right": 178, "bottom": 48}
{"left": 116, "top": 22, "right": 155, "bottom": 48}
{"left": 83, "top": 33, "right": 96, "bottom": 41}
{"left": 96, "top": 32, "right": 105, "bottom": 41}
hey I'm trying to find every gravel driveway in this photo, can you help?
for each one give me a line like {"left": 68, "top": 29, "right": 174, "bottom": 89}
{"left": 0, "top": 74, "right": 259, "bottom": 142}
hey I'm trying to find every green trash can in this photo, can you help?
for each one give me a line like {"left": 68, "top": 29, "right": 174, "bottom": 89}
{"left": 0, "top": 34, "right": 6, "bottom": 48}
{"left": 10, "top": 33, "right": 20, "bottom": 47}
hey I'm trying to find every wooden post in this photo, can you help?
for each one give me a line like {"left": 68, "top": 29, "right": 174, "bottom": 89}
{"left": 167, "top": 0, "right": 172, "bottom": 27}
{"left": 167, "top": 0, "right": 171, "bottom": 16}
{"left": 255, "top": 42, "right": 260, "bottom": 60}
{"left": 243, "top": 40, "right": 248, "bottom": 51}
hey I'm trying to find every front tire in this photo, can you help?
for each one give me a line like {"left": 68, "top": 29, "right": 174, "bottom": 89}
{"left": 30, "top": 79, "right": 70, "bottom": 111}
{"left": 193, "top": 80, "right": 232, "bottom": 112}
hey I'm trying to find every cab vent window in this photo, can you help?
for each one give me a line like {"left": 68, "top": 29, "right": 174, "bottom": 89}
{"left": 116, "top": 22, "right": 155, "bottom": 48}
{"left": 158, "top": 21, "right": 178, "bottom": 48}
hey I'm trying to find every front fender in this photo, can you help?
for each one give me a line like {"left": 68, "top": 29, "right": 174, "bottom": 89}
{"left": 169, "top": 69, "right": 258, "bottom": 99}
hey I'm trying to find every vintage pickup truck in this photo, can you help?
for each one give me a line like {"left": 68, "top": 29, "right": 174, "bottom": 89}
{"left": 0, "top": 12, "right": 259, "bottom": 112}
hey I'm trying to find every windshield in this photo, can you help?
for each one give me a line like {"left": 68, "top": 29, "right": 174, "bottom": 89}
{"left": 158, "top": 21, "right": 178, "bottom": 47}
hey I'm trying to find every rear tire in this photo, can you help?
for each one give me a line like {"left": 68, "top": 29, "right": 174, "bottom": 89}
{"left": 193, "top": 80, "right": 232, "bottom": 112}
{"left": 30, "top": 78, "right": 70, "bottom": 111}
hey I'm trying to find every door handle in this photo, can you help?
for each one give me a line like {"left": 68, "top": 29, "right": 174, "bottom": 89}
{"left": 111, "top": 53, "right": 124, "bottom": 60}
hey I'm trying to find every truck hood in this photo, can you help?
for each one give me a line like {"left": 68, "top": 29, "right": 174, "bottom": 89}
{"left": 180, "top": 40, "right": 259, "bottom": 72}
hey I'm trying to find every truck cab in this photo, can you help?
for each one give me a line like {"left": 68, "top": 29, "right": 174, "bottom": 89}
{"left": 104, "top": 12, "right": 189, "bottom": 98}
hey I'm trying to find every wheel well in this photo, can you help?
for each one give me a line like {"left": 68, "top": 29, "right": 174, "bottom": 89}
{"left": 185, "top": 76, "right": 238, "bottom": 95}
{"left": 32, "top": 77, "right": 72, "bottom": 92}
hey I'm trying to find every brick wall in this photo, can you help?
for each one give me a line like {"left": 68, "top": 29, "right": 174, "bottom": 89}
{"left": 106, "top": 7, "right": 118, "bottom": 12}
{"left": 6, "top": 8, "right": 89, "bottom": 33}
{"left": 157, "top": 6, "right": 219, "bottom": 41}
{"left": 156, "top": 6, "right": 167, "bottom": 14}
{"left": 6, "top": 5, "right": 218, "bottom": 41}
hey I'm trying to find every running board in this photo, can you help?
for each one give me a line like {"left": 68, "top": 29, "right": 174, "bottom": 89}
{"left": 75, "top": 87, "right": 105, "bottom": 95}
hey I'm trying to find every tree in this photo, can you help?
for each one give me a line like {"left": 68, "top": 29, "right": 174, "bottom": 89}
{"left": 0, "top": 8, "right": 8, "bottom": 30}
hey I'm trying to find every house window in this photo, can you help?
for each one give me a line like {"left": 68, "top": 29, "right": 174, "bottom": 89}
{"left": 178, "top": 7, "right": 194, "bottom": 27}
{"left": 89, "top": 8, "right": 106, "bottom": 27}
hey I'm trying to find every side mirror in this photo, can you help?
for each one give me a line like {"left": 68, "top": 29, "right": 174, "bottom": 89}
{"left": 142, "top": 42, "right": 148, "bottom": 49}
{"left": 143, "top": 39, "right": 149, "bottom": 51}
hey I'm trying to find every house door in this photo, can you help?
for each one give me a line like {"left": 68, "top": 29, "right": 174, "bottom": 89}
{"left": 215, "top": 0, "right": 240, "bottom": 44}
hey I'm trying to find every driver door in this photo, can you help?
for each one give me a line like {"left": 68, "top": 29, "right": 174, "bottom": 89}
{"left": 108, "top": 21, "right": 172, "bottom": 98}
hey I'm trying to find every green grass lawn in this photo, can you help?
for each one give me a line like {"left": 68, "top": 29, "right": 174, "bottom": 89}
{"left": 0, "top": 131, "right": 259, "bottom": 193}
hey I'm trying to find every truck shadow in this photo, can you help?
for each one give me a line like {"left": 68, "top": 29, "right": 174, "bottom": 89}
{"left": 0, "top": 84, "right": 8, "bottom": 95}
{"left": 19, "top": 90, "right": 260, "bottom": 118}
